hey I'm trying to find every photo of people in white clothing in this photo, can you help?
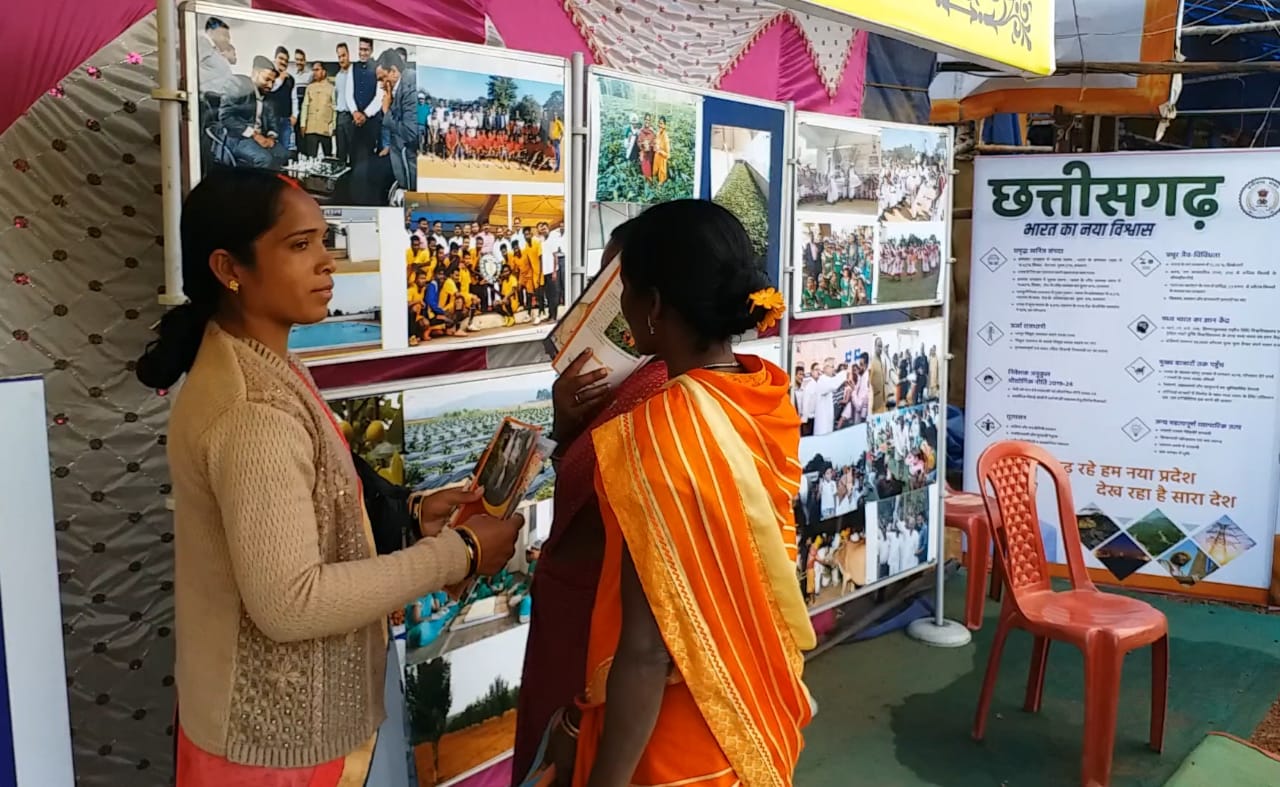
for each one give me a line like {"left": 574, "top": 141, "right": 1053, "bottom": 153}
{"left": 865, "top": 402, "right": 941, "bottom": 502}
{"left": 792, "top": 333, "right": 878, "bottom": 438}
{"left": 871, "top": 485, "right": 936, "bottom": 582}
{"left": 795, "top": 121, "right": 880, "bottom": 215}
{"left": 878, "top": 127, "right": 948, "bottom": 223}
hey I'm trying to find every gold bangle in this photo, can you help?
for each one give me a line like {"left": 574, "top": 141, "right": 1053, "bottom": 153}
{"left": 455, "top": 525, "right": 482, "bottom": 578}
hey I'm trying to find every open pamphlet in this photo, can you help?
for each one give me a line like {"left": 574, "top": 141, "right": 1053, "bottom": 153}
{"left": 444, "top": 417, "right": 555, "bottom": 598}
{"left": 544, "top": 259, "right": 652, "bottom": 390}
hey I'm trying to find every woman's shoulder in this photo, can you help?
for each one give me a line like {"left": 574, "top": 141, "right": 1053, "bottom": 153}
{"left": 172, "top": 329, "right": 312, "bottom": 442}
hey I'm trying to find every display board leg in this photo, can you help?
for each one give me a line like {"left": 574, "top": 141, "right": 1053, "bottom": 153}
{"left": 906, "top": 554, "right": 972, "bottom": 648}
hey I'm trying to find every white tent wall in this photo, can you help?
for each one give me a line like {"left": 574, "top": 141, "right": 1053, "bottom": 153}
{"left": 0, "top": 13, "right": 177, "bottom": 786}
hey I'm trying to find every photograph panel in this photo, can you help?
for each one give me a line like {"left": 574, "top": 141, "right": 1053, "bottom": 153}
{"left": 591, "top": 74, "right": 700, "bottom": 204}
{"left": 793, "top": 219, "right": 875, "bottom": 317}
{"left": 796, "top": 122, "right": 880, "bottom": 215}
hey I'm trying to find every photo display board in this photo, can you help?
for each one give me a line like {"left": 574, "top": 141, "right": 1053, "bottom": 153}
{"left": 791, "top": 320, "right": 946, "bottom": 611}
{"left": 187, "top": 3, "right": 574, "bottom": 364}
{"left": 324, "top": 365, "right": 554, "bottom": 787}
{"left": 965, "top": 150, "right": 1280, "bottom": 603}
{"left": 792, "top": 113, "right": 950, "bottom": 319}
{"left": 584, "top": 68, "right": 789, "bottom": 284}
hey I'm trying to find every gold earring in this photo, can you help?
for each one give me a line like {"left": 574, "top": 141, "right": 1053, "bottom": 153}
{"left": 228, "top": 280, "right": 240, "bottom": 293}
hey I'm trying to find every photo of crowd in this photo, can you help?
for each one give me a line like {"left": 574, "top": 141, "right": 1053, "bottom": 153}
{"left": 792, "top": 332, "right": 877, "bottom": 438}
{"left": 879, "top": 128, "right": 949, "bottom": 222}
{"left": 865, "top": 402, "right": 942, "bottom": 501}
{"left": 592, "top": 75, "right": 700, "bottom": 204}
{"left": 403, "top": 194, "right": 566, "bottom": 347}
{"left": 194, "top": 14, "right": 418, "bottom": 205}
{"left": 795, "top": 122, "right": 880, "bottom": 214}
{"left": 795, "top": 221, "right": 874, "bottom": 315}
{"left": 872, "top": 486, "right": 935, "bottom": 581}
{"left": 877, "top": 222, "right": 944, "bottom": 304}
{"left": 795, "top": 428, "right": 871, "bottom": 608}
{"left": 415, "top": 58, "right": 566, "bottom": 188}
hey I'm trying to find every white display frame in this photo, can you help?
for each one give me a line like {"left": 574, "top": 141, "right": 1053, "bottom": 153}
{"left": 0, "top": 377, "right": 75, "bottom": 787}
{"left": 790, "top": 111, "right": 954, "bottom": 320}
{"left": 181, "top": 2, "right": 577, "bottom": 362}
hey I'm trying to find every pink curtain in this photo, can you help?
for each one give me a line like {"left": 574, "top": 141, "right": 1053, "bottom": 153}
{"left": 1, "top": 1, "right": 152, "bottom": 135}
{"left": 254, "top": 0, "right": 488, "bottom": 46}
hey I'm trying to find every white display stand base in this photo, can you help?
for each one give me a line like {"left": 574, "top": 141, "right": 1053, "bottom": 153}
{"left": 906, "top": 617, "right": 972, "bottom": 648}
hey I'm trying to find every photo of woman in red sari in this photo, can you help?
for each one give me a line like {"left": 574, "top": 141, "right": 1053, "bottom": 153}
{"left": 519, "top": 200, "right": 816, "bottom": 787}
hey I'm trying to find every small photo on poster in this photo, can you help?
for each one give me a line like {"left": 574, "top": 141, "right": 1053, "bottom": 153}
{"left": 865, "top": 401, "right": 942, "bottom": 501}
{"left": 325, "top": 393, "right": 406, "bottom": 483}
{"left": 192, "top": 13, "right": 415, "bottom": 205}
{"left": 796, "top": 122, "right": 880, "bottom": 215}
{"left": 709, "top": 125, "right": 772, "bottom": 262}
{"left": 404, "top": 622, "right": 528, "bottom": 787}
{"left": 404, "top": 193, "right": 566, "bottom": 348}
{"left": 794, "top": 220, "right": 875, "bottom": 316}
{"left": 796, "top": 427, "right": 872, "bottom": 608}
{"left": 879, "top": 127, "right": 949, "bottom": 223}
{"left": 864, "top": 320, "right": 945, "bottom": 411}
{"left": 869, "top": 484, "right": 937, "bottom": 582}
{"left": 288, "top": 270, "right": 383, "bottom": 358}
{"left": 414, "top": 47, "right": 567, "bottom": 195}
{"left": 474, "top": 418, "right": 543, "bottom": 518}
{"left": 591, "top": 74, "right": 700, "bottom": 204}
{"left": 877, "top": 221, "right": 944, "bottom": 306}
{"left": 791, "top": 332, "right": 878, "bottom": 436}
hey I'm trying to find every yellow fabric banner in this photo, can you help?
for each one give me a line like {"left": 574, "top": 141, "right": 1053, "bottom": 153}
{"left": 782, "top": 0, "right": 1055, "bottom": 75}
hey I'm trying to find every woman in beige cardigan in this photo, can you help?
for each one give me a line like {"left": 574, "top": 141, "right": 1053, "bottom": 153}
{"left": 137, "top": 168, "right": 522, "bottom": 787}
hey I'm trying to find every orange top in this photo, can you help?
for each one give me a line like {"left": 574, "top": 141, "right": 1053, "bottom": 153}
{"left": 576, "top": 356, "right": 816, "bottom": 787}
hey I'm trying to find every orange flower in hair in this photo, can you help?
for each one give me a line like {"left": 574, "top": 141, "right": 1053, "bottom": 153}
{"left": 748, "top": 287, "right": 786, "bottom": 333}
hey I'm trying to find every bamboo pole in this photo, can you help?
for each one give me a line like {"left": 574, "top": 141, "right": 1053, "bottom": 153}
{"left": 937, "top": 61, "right": 1280, "bottom": 76}
{"left": 1183, "top": 20, "right": 1280, "bottom": 37}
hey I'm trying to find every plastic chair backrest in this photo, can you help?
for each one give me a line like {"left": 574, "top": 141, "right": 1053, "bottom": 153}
{"left": 976, "top": 441, "right": 1096, "bottom": 607}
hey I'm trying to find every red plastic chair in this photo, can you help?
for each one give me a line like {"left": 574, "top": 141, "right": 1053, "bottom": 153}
{"left": 943, "top": 485, "right": 994, "bottom": 630}
{"left": 973, "top": 441, "right": 1169, "bottom": 787}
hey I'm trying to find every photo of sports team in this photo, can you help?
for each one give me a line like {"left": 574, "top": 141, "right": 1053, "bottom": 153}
{"left": 404, "top": 197, "right": 566, "bottom": 346}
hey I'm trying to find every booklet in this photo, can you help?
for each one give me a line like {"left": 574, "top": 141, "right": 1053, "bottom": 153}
{"left": 444, "top": 417, "right": 555, "bottom": 598}
{"left": 544, "top": 259, "right": 652, "bottom": 390}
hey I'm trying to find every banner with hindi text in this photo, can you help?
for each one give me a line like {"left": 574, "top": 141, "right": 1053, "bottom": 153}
{"left": 963, "top": 150, "right": 1280, "bottom": 604}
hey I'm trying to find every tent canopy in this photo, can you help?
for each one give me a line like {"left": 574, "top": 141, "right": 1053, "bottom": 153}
{"left": 930, "top": 0, "right": 1183, "bottom": 121}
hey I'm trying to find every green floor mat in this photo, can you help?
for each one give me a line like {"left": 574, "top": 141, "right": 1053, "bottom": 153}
{"left": 1163, "top": 734, "right": 1280, "bottom": 787}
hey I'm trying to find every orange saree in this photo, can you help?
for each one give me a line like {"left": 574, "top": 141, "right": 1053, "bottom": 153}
{"left": 574, "top": 355, "right": 817, "bottom": 787}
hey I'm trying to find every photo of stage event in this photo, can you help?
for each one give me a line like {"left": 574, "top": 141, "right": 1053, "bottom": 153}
{"left": 194, "top": 14, "right": 417, "bottom": 205}
{"left": 878, "top": 127, "right": 948, "bottom": 223}
{"left": 795, "top": 122, "right": 880, "bottom": 214}
{"left": 415, "top": 56, "right": 566, "bottom": 186}
{"left": 404, "top": 192, "right": 566, "bottom": 347}
{"left": 877, "top": 222, "right": 944, "bottom": 304}
{"left": 795, "top": 220, "right": 874, "bottom": 315}
{"left": 792, "top": 332, "right": 877, "bottom": 437}
{"left": 865, "top": 402, "right": 942, "bottom": 501}
{"left": 795, "top": 427, "right": 873, "bottom": 608}
{"left": 870, "top": 485, "right": 936, "bottom": 582}
{"left": 863, "top": 320, "right": 945, "bottom": 412}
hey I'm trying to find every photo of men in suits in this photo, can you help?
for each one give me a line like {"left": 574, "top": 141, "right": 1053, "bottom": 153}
{"left": 376, "top": 48, "right": 418, "bottom": 193}
{"left": 218, "top": 56, "right": 290, "bottom": 170}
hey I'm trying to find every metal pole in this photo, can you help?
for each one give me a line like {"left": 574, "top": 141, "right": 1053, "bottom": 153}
{"left": 906, "top": 125, "right": 971, "bottom": 648}
{"left": 155, "top": 0, "right": 186, "bottom": 307}
{"left": 569, "top": 53, "right": 588, "bottom": 302}
{"left": 779, "top": 102, "right": 796, "bottom": 370}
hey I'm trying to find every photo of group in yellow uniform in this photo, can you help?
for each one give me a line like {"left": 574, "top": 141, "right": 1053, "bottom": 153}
{"left": 403, "top": 193, "right": 566, "bottom": 346}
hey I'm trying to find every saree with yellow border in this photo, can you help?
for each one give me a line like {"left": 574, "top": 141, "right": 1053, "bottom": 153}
{"left": 573, "top": 355, "right": 817, "bottom": 787}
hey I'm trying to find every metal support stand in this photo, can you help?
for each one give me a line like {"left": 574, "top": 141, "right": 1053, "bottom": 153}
{"left": 155, "top": 0, "right": 187, "bottom": 307}
{"left": 908, "top": 150, "right": 972, "bottom": 649}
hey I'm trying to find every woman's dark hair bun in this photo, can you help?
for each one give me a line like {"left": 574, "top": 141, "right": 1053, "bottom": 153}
{"left": 617, "top": 199, "right": 771, "bottom": 345}
{"left": 134, "top": 168, "right": 293, "bottom": 389}
{"left": 135, "top": 302, "right": 215, "bottom": 389}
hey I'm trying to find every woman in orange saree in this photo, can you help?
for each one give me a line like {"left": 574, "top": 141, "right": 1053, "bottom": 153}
{"left": 539, "top": 200, "right": 816, "bottom": 787}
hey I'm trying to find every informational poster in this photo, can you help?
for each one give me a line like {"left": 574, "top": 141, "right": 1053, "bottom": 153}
{"left": 964, "top": 151, "right": 1280, "bottom": 601}
{"left": 792, "top": 114, "right": 950, "bottom": 318}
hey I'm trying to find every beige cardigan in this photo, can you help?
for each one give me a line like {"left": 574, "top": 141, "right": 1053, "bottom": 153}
{"left": 168, "top": 322, "right": 470, "bottom": 767}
